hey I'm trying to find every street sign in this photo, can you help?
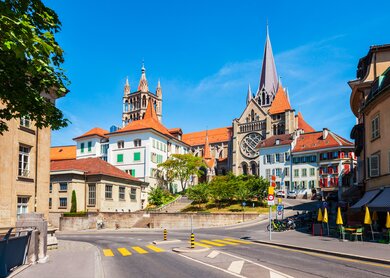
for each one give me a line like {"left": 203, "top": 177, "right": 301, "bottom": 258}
{"left": 242, "top": 202, "right": 246, "bottom": 207}
{"left": 278, "top": 198, "right": 282, "bottom": 204}
{"left": 268, "top": 186, "right": 274, "bottom": 195}
{"left": 277, "top": 205, "right": 284, "bottom": 212}
{"left": 277, "top": 211, "right": 282, "bottom": 216}
{"left": 267, "top": 194, "right": 275, "bottom": 206}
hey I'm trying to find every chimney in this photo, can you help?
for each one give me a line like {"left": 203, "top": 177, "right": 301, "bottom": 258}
{"left": 323, "top": 128, "right": 329, "bottom": 139}
{"left": 275, "top": 139, "right": 280, "bottom": 145}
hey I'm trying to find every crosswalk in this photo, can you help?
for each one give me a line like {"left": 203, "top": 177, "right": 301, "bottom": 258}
{"left": 102, "top": 238, "right": 251, "bottom": 257}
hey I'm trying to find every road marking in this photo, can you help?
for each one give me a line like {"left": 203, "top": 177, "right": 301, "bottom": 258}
{"left": 193, "top": 241, "right": 213, "bottom": 248}
{"left": 253, "top": 242, "right": 390, "bottom": 269}
{"left": 117, "top": 248, "right": 132, "bottom": 256}
{"left": 132, "top": 246, "right": 148, "bottom": 254}
{"left": 223, "top": 238, "right": 252, "bottom": 244}
{"left": 200, "top": 240, "right": 225, "bottom": 247}
{"left": 175, "top": 253, "right": 245, "bottom": 278}
{"left": 146, "top": 244, "right": 165, "bottom": 253}
{"left": 270, "top": 271, "right": 288, "bottom": 278}
{"left": 227, "top": 260, "right": 245, "bottom": 274}
{"left": 207, "top": 250, "right": 220, "bottom": 258}
{"left": 213, "top": 239, "right": 239, "bottom": 245}
{"left": 102, "top": 249, "right": 114, "bottom": 257}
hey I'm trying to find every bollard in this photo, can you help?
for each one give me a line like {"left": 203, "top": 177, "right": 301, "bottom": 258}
{"left": 163, "top": 229, "right": 167, "bottom": 241}
{"left": 190, "top": 233, "right": 195, "bottom": 249}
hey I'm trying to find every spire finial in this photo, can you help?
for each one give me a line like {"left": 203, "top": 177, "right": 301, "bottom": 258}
{"left": 141, "top": 59, "right": 145, "bottom": 73}
{"left": 126, "top": 76, "right": 129, "bottom": 86}
{"left": 266, "top": 19, "right": 269, "bottom": 36}
{"left": 157, "top": 78, "right": 161, "bottom": 88}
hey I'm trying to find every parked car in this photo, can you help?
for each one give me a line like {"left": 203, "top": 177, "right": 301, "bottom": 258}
{"left": 287, "top": 190, "right": 297, "bottom": 199}
{"left": 276, "top": 190, "right": 285, "bottom": 198}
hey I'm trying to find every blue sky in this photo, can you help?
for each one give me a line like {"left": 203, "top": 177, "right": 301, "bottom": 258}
{"left": 48, "top": 0, "right": 390, "bottom": 146}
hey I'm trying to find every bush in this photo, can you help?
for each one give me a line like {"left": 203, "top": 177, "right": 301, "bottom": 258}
{"left": 70, "top": 190, "right": 77, "bottom": 213}
{"left": 148, "top": 187, "right": 176, "bottom": 207}
{"left": 63, "top": 211, "right": 87, "bottom": 217}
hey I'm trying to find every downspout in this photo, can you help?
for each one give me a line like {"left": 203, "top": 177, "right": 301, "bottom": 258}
{"left": 290, "top": 145, "right": 293, "bottom": 192}
{"left": 34, "top": 127, "right": 39, "bottom": 212}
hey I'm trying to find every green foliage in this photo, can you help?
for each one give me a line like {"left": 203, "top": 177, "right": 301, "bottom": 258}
{"left": 186, "top": 183, "right": 209, "bottom": 204}
{"left": 158, "top": 154, "right": 206, "bottom": 191}
{"left": 70, "top": 190, "right": 77, "bottom": 213}
{"left": 148, "top": 187, "right": 176, "bottom": 207}
{"left": 63, "top": 211, "right": 87, "bottom": 217}
{"left": 0, "top": 0, "right": 69, "bottom": 134}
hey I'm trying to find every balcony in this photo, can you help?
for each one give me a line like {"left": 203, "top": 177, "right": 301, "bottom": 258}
{"left": 239, "top": 120, "right": 266, "bottom": 133}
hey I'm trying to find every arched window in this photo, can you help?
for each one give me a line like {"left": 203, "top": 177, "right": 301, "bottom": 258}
{"left": 242, "top": 163, "right": 248, "bottom": 175}
{"left": 124, "top": 101, "right": 129, "bottom": 112}
{"left": 251, "top": 110, "right": 255, "bottom": 122}
{"left": 142, "top": 95, "right": 147, "bottom": 107}
{"left": 266, "top": 95, "right": 270, "bottom": 105}
{"left": 262, "top": 92, "right": 266, "bottom": 105}
{"left": 250, "top": 162, "right": 258, "bottom": 176}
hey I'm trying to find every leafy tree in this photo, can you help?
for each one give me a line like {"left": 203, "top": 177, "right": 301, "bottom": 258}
{"left": 0, "top": 0, "right": 69, "bottom": 134}
{"left": 186, "top": 183, "right": 209, "bottom": 204}
{"left": 70, "top": 190, "right": 77, "bottom": 213}
{"left": 158, "top": 154, "right": 206, "bottom": 191}
{"left": 148, "top": 187, "right": 164, "bottom": 207}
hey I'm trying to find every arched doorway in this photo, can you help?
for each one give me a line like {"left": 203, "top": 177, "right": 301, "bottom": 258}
{"left": 241, "top": 162, "right": 248, "bottom": 175}
{"left": 250, "top": 161, "right": 258, "bottom": 176}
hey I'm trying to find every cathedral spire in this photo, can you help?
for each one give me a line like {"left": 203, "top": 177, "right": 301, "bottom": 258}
{"left": 156, "top": 79, "right": 162, "bottom": 99}
{"left": 124, "top": 76, "right": 130, "bottom": 95}
{"left": 138, "top": 62, "right": 149, "bottom": 92}
{"left": 246, "top": 83, "right": 253, "bottom": 105}
{"left": 257, "top": 24, "right": 279, "bottom": 98}
{"left": 203, "top": 130, "right": 212, "bottom": 159}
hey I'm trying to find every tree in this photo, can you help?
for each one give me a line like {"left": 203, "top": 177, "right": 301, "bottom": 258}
{"left": 70, "top": 190, "right": 77, "bottom": 213}
{"left": 186, "top": 183, "right": 209, "bottom": 204}
{"left": 0, "top": 0, "right": 69, "bottom": 134}
{"left": 158, "top": 154, "right": 206, "bottom": 191}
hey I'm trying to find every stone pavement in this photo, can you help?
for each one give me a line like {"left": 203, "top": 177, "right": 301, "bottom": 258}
{"left": 253, "top": 229, "right": 390, "bottom": 264}
{"left": 10, "top": 240, "right": 103, "bottom": 278}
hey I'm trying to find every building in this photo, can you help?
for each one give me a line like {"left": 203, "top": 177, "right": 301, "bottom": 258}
{"left": 73, "top": 128, "right": 109, "bottom": 161}
{"left": 0, "top": 96, "right": 63, "bottom": 228}
{"left": 50, "top": 158, "right": 145, "bottom": 213}
{"left": 122, "top": 64, "right": 162, "bottom": 126}
{"left": 231, "top": 27, "right": 313, "bottom": 176}
{"left": 349, "top": 44, "right": 390, "bottom": 212}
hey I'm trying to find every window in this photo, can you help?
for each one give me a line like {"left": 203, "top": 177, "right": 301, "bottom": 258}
{"left": 59, "top": 198, "right": 67, "bottom": 208}
{"left": 370, "top": 155, "right": 380, "bottom": 177}
{"left": 18, "top": 145, "right": 30, "bottom": 177}
{"left": 134, "top": 152, "right": 141, "bottom": 161}
{"left": 49, "top": 183, "right": 52, "bottom": 193}
{"left": 302, "top": 169, "right": 307, "bottom": 177}
{"left": 17, "top": 197, "right": 29, "bottom": 217}
{"left": 284, "top": 167, "right": 289, "bottom": 176}
{"left": 309, "top": 180, "right": 315, "bottom": 188}
{"left": 275, "top": 168, "right": 281, "bottom": 177}
{"left": 130, "top": 188, "right": 137, "bottom": 200}
{"left": 117, "top": 154, "right": 123, "bottom": 163}
{"left": 153, "top": 139, "right": 156, "bottom": 148}
{"left": 371, "top": 115, "right": 380, "bottom": 139}
{"left": 294, "top": 169, "right": 299, "bottom": 177}
{"left": 151, "top": 152, "right": 157, "bottom": 163}
{"left": 323, "top": 153, "right": 328, "bottom": 160}
{"left": 134, "top": 139, "right": 141, "bottom": 147}
{"left": 310, "top": 168, "right": 315, "bottom": 176}
{"left": 88, "top": 184, "right": 96, "bottom": 206}
{"left": 119, "top": 187, "right": 125, "bottom": 200}
{"left": 88, "top": 141, "right": 92, "bottom": 152}
{"left": 266, "top": 155, "right": 271, "bottom": 164}
{"left": 311, "top": 155, "right": 317, "bottom": 162}
{"left": 105, "top": 184, "right": 113, "bottom": 199}
{"left": 20, "top": 116, "right": 31, "bottom": 128}
{"left": 126, "top": 169, "right": 135, "bottom": 177}
{"left": 81, "top": 142, "right": 85, "bottom": 153}
{"left": 285, "top": 152, "right": 290, "bottom": 161}
{"left": 301, "top": 181, "right": 306, "bottom": 189}
{"left": 49, "top": 198, "right": 52, "bottom": 209}
{"left": 117, "top": 140, "right": 124, "bottom": 149}
{"left": 59, "top": 182, "right": 68, "bottom": 192}
{"left": 265, "top": 169, "right": 271, "bottom": 179}
{"left": 275, "top": 153, "right": 280, "bottom": 162}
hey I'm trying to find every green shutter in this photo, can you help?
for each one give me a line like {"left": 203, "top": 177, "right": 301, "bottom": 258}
{"left": 134, "top": 152, "right": 140, "bottom": 161}
{"left": 88, "top": 141, "right": 92, "bottom": 152}
{"left": 117, "top": 154, "right": 123, "bottom": 163}
{"left": 131, "top": 169, "right": 135, "bottom": 176}
{"left": 81, "top": 143, "right": 84, "bottom": 153}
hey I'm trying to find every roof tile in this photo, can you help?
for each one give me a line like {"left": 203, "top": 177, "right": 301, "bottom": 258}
{"left": 50, "top": 145, "right": 76, "bottom": 161}
{"left": 73, "top": 127, "right": 109, "bottom": 140}
{"left": 183, "top": 127, "right": 231, "bottom": 146}
{"left": 269, "top": 85, "right": 291, "bottom": 114}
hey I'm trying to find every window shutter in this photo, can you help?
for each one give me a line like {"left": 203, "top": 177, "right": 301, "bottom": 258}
{"left": 134, "top": 152, "right": 141, "bottom": 161}
{"left": 370, "top": 155, "right": 379, "bottom": 177}
{"left": 117, "top": 154, "right": 123, "bottom": 163}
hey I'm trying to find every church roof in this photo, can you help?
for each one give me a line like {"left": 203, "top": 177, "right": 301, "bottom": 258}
{"left": 297, "top": 112, "right": 315, "bottom": 132}
{"left": 73, "top": 127, "right": 109, "bottom": 140}
{"left": 50, "top": 145, "right": 76, "bottom": 161}
{"left": 268, "top": 85, "right": 291, "bottom": 114}
{"left": 293, "top": 130, "right": 353, "bottom": 153}
{"left": 257, "top": 25, "right": 279, "bottom": 96}
{"left": 182, "top": 127, "right": 231, "bottom": 146}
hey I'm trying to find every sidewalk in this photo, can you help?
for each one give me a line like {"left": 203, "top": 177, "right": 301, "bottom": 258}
{"left": 11, "top": 240, "right": 103, "bottom": 278}
{"left": 253, "top": 229, "right": 390, "bottom": 264}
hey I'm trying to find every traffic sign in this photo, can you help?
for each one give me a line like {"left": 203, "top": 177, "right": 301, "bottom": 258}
{"left": 268, "top": 186, "right": 274, "bottom": 195}
{"left": 277, "top": 211, "right": 282, "bottom": 216}
{"left": 267, "top": 194, "right": 275, "bottom": 206}
{"left": 277, "top": 205, "right": 284, "bottom": 212}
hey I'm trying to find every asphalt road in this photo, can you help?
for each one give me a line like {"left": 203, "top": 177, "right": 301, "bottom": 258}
{"left": 58, "top": 199, "right": 390, "bottom": 278}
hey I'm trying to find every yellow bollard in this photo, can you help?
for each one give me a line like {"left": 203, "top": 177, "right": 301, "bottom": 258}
{"left": 191, "top": 233, "right": 195, "bottom": 249}
{"left": 163, "top": 229, "right": 167, "bottom": 241}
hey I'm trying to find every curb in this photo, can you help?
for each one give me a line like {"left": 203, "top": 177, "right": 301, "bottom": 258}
{"left": 252, "top": 240, "right": 390, "bottom": 265}
{"left": 153, "top": 239, "right": 182, "bottom": 245}
{"left": 172, "top": 246, "right": 209, "bottom": 253}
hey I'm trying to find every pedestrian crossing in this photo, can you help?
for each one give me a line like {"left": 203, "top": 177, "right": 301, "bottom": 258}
{"left": 102, "top": 238, "right": 251, "bottom": 257}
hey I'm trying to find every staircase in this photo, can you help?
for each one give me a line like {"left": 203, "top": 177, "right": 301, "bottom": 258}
{"left": 163, "top": 196, "right": 193, "bottom": 213}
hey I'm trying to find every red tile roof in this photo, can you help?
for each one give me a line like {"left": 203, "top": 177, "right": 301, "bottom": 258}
{"left": 73, "top": 127, "right": 109, "bottom": 140}
{"left": 183, "top": 127, "right": 231, "bottom": 146}
{"left": 257, "top": 134, "right": 293, "bottom": 148}
{"left": 297, "top": 112, "right": 315, "bottom": 132}
{"left": 50, "top": 146, "right": 76, "bottom": 161}
{"left": 168, "top": 128, "right": 182, "bottom": 134}
{"left": 293, "top": 130, "right": 354, "bottom": 153}
{"left": 51, "top": 158, "right": 141, "bottom": 182}
{"left": 269, "top": 85, "right": 291, "bottom": 114}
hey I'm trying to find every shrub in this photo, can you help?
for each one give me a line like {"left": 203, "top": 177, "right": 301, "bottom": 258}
{"left": 63, "top": 211, "right": 87, "bottom": 217}
{"left": 70, "top": 190, "right": 77, "bottom": 213}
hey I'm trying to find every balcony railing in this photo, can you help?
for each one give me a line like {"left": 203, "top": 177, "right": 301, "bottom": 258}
{"left": 239, "top": 120, "right": 265, "bottom": 133}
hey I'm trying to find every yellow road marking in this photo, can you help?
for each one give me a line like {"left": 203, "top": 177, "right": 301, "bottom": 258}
{"left": 117, "top": 247, "right": 132, "bottom": 256}
{"left": 213, "top": 239, "right": 239, "bottom": 245}
{"left": 193, "top": 241, "right": 213, "bottom": 248}
{"left": 103, "top": 249, "right": 114, "bottom": 256}
{"left": 224, "top": 238, "right": 252, "bottom": 244}
{"left": 254, "top": 242, "right": 390, "bottom": 269}
{"left": 146, "top": 245, "right": 165, "bottom": 253}
{"left": 200, "top": 240, "right": 225, "bottom": 247}
{"left": 132, "top": 246, "right": 148, "bottom": 254}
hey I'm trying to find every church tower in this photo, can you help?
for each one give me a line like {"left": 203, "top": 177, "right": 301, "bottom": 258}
{"left": 122, "top": 64, "right": 163, "bottom": 126}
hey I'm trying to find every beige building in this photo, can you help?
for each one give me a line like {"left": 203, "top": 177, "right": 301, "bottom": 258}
{"left": 0, "top": 104, "right": 51, "bottom": 228}
{"left": 50, "top": 158, "right": 146, "bottom": 213}
{"left": 349, "top": 44, "right": 390, "bottom": 194}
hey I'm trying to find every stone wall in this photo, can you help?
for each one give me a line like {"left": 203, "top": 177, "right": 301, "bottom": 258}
{"left": 59, "top": 211, "right": 259, "bottom": 231}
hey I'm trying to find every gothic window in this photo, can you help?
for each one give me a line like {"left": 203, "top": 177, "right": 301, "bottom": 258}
{"left": 251, "top": 110, "right": 255, "bottom": 122}
{"left": 142, "top": 95, "right": 147, "bottom": 107}
{"left": 242, "top": 163, "right": 248, "bottom": 175}
{"left": 262, "top": 92, "right": 265, "bottom": 105}
{"left": 250, "top": 162, "right": 258, "bottom": 176}
{"left": 266, "top": 95, "right": 270, "bottom": 105}
{"left": 124, "top": 101, "right": 129, "bottom": 112}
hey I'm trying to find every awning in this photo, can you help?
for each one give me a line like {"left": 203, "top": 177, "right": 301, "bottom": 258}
{"left": 368, "top": 187, "right": 390, "bottom": 212}
{"left": 350, "top": 189, "right": 381, "bottom": 209}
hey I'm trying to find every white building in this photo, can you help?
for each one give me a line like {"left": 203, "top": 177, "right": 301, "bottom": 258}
{"left": 73, "top": 128, "right": 109, "bottom": 161}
